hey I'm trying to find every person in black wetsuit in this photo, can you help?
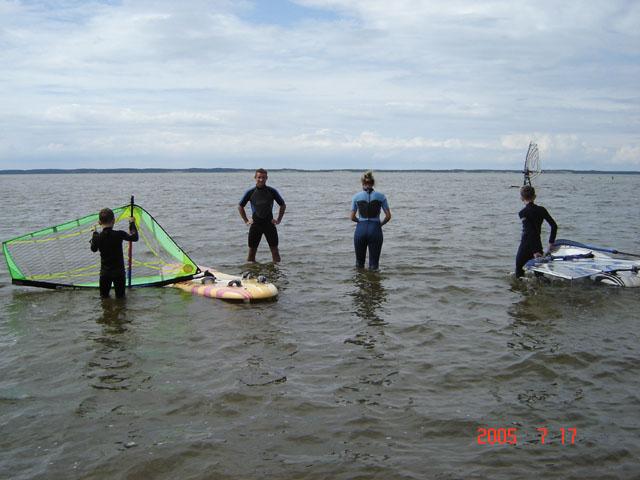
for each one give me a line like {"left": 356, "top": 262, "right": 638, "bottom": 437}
{"left": 238, "top": 168, "right": 286, "bottom": 263}
{"left": 515, "top": 185, "right": 557, "bottom": 278}
{"left": 90, "top": 208, "right": 139, "bottom": 298}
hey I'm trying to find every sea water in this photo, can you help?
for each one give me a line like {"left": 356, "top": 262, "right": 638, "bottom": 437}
{"left": 0, "top": 171, "right": 639, "bottom": 479}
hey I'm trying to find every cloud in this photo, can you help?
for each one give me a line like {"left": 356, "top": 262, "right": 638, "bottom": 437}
{"left": 39, "top": 104, "right": 231, "bottom": 126}
{"left": 501, "top": 134, "right": 581, "bottom": 154}
{"left": 613, "top": 145, "right": 640, "bottom": 166}
{"left": 0, "top": 0, "right": 638, "bottom": 170}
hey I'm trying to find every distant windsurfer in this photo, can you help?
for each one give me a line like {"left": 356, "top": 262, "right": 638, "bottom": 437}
{"left": 515, "top": 185, "right": 557, "bottom": 278}
{"left": 90, "top": 208, "right": 139, "bottom": 298}
{"left": 350, "top": 171, "right": 391, "bottom": 270}
{"left": 238, "top": 168, "right": 286, "bottom": 263}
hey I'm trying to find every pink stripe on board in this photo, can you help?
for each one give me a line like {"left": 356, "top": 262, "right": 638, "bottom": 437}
{"left": 190, "top": 284, "right": 213, "bottom": 297}
{"left": 216, "top": 287, "right": 252, "bottom": 300}
{"left": 187, "top": 283, "right": 252, "bottom": 300}
{"left": 202, "top": 285, "right": 215, "bottom": 297}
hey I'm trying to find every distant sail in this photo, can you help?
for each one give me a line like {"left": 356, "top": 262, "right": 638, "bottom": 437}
{"left": 523, "top": 142, "right": 541, "bottom": 186}
{"left": 3, "top": 204, "right": 199, "bottom": 289}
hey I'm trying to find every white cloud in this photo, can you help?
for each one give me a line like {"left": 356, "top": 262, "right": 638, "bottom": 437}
{"left": 612, "top": 145, "right": 640, "bottom": 166}
{"left": 0, "top": 0, "right": 638, "bottom": 170}
{"left": 39, "top": 104, "right": 231, "bottom": 126}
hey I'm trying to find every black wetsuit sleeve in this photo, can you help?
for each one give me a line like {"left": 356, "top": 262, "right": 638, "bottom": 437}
{"left": 123, "top": 223, "right": 139, "bottom": 242}
{"left": 90, "top": 231, "right": 99, "bottom": 252}
{"left": 544, "top": 209, "right": 558, "bottom": 244}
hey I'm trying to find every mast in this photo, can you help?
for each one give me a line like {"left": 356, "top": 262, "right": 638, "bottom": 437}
{"left": 127, "top": 195, "right": 134, "bottom": 288}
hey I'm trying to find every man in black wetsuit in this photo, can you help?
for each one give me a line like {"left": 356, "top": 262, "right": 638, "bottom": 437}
{"left": 516, "top": 185, "right": 558, "bottom": 278}
{"left": 238, "top": 168, "right": 286, "bottom": 262}
{"left": 90, "top": 208, "right": 139, "bottom": 298}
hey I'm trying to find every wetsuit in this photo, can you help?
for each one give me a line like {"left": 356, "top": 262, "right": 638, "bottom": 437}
{"left": 90, "top": 223, "right": 139, "bottom": 298}
{"left": 239, "top": 186, "right": 285, "bottom": 248}
{"left": 516, "top": 202, "right": 557, "bottom": 278}
{"left": 351, "top": 189, "right": 389, "bottom": 269}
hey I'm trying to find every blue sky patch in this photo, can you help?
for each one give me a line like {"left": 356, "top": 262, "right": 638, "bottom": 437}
{"left": 240, "top": 0, "right": 340, "bottom": 27}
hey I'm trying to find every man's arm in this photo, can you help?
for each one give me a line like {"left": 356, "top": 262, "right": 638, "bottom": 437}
{"left": 271, "top": 187, "right": 286, "bottom": 225}
{"left": 238, "top": 205, "right": 252, "bottom": 225}
{"left": 239, "top": 188, "right": 253, "bottom": 225}
{"left": 273, "top": 203, "right": 286, "bottom": 225}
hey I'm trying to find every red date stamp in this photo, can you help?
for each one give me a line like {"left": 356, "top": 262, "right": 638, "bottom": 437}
{"left": 477, "top": 426, "right": 577, "bottom": 446}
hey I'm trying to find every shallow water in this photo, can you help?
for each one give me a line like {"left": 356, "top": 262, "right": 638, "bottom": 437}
{"left": 1, "top": 171, "right": 639, "bottom": 479}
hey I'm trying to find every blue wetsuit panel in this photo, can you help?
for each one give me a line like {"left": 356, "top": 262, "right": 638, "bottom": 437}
{"left": 351, "top": 190, "right": 389, "bottom": 222}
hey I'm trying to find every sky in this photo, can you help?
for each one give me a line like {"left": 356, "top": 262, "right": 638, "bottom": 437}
{"left": 0, "top": 0, "right": 639, "bottom": 171}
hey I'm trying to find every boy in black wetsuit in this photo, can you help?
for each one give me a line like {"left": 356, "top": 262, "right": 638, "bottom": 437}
{"left": 90, "top": 208, "right": 139, "bottom": 298}
{"left": 516, "top": 185, "right": 558, "bottom": 278}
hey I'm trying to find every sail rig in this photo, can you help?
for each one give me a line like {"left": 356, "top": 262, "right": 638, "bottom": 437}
{"left": 3, "top": 204, "right": 200, "bottom": 289}
{"left": 525, "top": 240, "right": 640, "bottom": 287}
{"left": 523, "top": 141, "right": 541, "bottom": 186}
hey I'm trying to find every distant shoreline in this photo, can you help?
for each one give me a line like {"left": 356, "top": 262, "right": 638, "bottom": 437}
{"left": 0, "top": 168, "right": 638, "bottom": 175}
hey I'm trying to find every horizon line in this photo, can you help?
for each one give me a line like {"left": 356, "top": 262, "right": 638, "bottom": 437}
{"left": 1, "top": 167, "right": 639, "bottom": 175}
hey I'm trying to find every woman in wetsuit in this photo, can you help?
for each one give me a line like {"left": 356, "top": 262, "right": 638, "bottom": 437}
{"left": 350, "top": 171, "right": 391, "bottom": 270}
{"left": 515, "top": 185, "right": 558, "bottom": 278}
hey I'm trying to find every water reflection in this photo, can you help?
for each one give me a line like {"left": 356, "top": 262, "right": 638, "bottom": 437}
{"left": 241, "top": 262, "right": 288, "bottom": 295}
{"left": 85, "top": 299, "right": 138, "bottom": 391}
{"left": 339, "top": 270, "right": 397, "bottom": 408}
{"left": 503, "top": 280, "right": 615, "bottom": 416}
{"left": 3, "top": 291, "right": 41, "bottom": 338}
{"left": 96, "top": 298, "right": 130, "bottom": 330}
{"left": 506, "top": 279, "right": 569, "bottom": 356}
{"left": 507, "top": 278, "right": 615, "bottom": 326}
{"left": 508, "top": 279, "right": 562, "bottom": 325}
{"left": 350, "top": 269, "right": 388, "bottom": 325}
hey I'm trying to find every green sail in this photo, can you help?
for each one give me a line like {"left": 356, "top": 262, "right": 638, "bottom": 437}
{"left": 2, "top": 204, "right": 199, "bottom": 289}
